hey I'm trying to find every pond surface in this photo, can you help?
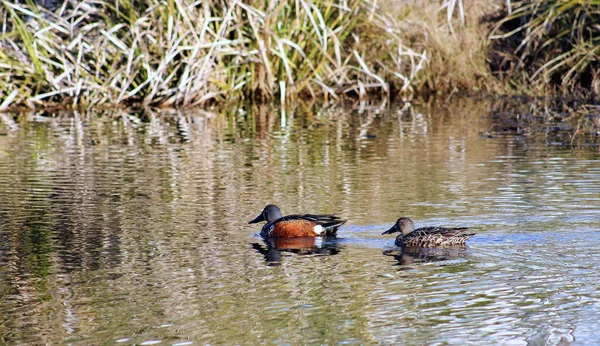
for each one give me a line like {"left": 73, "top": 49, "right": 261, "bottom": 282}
{"left": 0, "top": 99, "right": 599, "bottom": 345}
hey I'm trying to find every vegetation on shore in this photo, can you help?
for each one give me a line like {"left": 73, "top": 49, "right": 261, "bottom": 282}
{"left": 0, "top": 0, "right": 599, "bottom": 110}
{"left": 0, "top": 0, "right": 425, "bottom": 110}
{"left": 490, "top": 0, "right": 600, "bottom": 96}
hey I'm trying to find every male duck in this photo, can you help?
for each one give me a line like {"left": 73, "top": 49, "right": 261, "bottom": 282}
{"left": 249, "top": 204, "right": 346, "bottom": 238}
{"left": 382, "top": 217, "right": 474, "bottom": 247}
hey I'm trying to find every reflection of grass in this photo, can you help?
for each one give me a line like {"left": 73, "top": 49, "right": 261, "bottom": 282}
{"left": 23, "top": 214, "right": 54, "bottom": 278}
{"left": 486, "top": 97, "right": 600, "bottom": 149}
{"left": 2, "top": 101, "right": 598, "bottom": 344}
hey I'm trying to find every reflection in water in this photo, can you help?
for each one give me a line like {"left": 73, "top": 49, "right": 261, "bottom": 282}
{"left": 383, "top": 246, "right": 469, "bottom": 266}
{"left": 251, "top": 237, "right": 342, "bottom": 266}
{"left": 0, "top": 99, "right": 599, "bottom": 344}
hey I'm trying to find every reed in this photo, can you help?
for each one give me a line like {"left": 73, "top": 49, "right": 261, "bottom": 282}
{"left": 490, "top": 0, "right": 600, "bottom": 96}
{"left": 0, "top": 0, "right": 426, "bottom": 109}
{"left": 388, "top": 0, "right": 502, "bottom": 97}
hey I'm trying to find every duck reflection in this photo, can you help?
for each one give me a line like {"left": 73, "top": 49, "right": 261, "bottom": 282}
{"left": 383, "top": 246, "right": 469, "bottom": 266}
{"left": 251, "top": 237, "right": 341, "bottom": 266}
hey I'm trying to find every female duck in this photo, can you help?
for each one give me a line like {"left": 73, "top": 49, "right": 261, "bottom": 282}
{"left": 382, "top": 217, "right": 474, "bottom": 247}
{"left": 249, "top": 204, "right": 346, "bottom": 238}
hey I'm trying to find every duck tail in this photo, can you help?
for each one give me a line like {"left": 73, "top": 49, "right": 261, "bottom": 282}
{"left": 321, "top": 219, "right": 347, "bottom": 236}
{"left": 454, "top": 232, "right": 475, "bottom": 245}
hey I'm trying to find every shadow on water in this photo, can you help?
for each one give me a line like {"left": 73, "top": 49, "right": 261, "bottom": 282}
{"left": 251, "top": 236, "right": 342, "bottom": 266}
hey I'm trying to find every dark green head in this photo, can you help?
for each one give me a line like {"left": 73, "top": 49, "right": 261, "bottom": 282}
{"left": 249, "top": 204, "right": 283, "bottom": 224}
{"left": 382, "top": 217, "right": 415, "bottom": 236}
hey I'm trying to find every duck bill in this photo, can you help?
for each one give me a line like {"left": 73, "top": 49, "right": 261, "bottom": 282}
{"left": 249, "top": 213, "right": 265, "bottom": 224}
{"left": 382, "top": 225, "right": 398, "bottom": 235}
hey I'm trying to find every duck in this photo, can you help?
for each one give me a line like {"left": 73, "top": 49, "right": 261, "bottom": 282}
{"left": 249, "top": 204, "right": 346, "bottom": 238}
{"left": 382, "top": 217, "right": 474, "bottom": 247}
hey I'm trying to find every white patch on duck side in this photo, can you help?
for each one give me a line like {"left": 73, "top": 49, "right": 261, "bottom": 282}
{"left": 266, "top": 224, "right": 275, "bottom": 237}
{"left": 313, "top": 225, "right": 324, "bottom": 236}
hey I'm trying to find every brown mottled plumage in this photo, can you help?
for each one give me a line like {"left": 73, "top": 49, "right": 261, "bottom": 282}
{"left": 382, "top": 217, "right": 474, "bottom": 247}
{"left": 249, "top": 204, "right": 346, "bottom": 238}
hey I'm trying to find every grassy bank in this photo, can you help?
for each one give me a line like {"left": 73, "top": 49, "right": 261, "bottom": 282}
{"left": 0, "top": 0, "right": 426, "bottom": 109}
{"left": 382, "top": 0, "right": 503, "bottom": 96}
{"left": 490, "top": 0, "right": 600, "bottom": 97}
{"left": 1, "top": 0, "right": 599, "bottom": 110}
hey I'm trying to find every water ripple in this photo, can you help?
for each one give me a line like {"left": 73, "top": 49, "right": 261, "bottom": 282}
{"left": 1, "top": 102, "right": 599, "bottom": 344}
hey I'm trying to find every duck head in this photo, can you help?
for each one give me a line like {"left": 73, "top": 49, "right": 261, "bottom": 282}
{"left": 249, "top": 204, "right": 283, "bottom": 224}
{"left": 382, "top": 217, "right": 415, "bottom": 236}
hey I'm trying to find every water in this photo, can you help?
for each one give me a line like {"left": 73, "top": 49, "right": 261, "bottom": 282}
{"left": 0, "top": 99, "right": 599, "bottom": 345}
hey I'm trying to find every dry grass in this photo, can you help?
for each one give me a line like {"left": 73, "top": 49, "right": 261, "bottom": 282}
{"left": 0, "top": 0, "right": 427, "bottom": 110}
{"left": 4, "top": 0, "right": 596, "bottom": 111}
{"left": 382, "top": 0, "right": 505, "bottom": 97}
{"left": 489, "top": 0, "right": 600, "bottom": 97}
